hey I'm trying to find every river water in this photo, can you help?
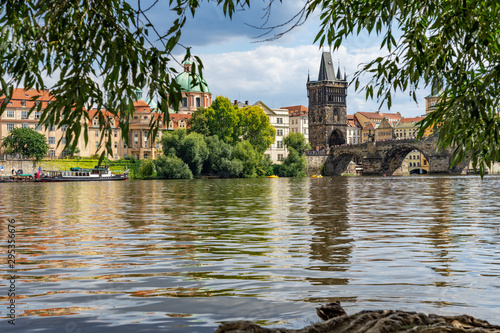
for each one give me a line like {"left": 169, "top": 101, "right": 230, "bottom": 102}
{"left": 1, "top": 176, "right": 500, "bottom": 332}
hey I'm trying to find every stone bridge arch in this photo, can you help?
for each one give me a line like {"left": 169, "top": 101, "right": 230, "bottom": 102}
{"left": 381, "top": 143, "right": 429, "bottom": 176}
{"left": 323, "top": 150, "right": 363, "bottom": 176}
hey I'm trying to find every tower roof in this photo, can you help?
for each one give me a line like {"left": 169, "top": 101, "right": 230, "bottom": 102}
{"left": 318, "top": 52, "right": 336, "bottom": 81}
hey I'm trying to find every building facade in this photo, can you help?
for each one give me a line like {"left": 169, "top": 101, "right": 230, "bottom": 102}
{"left": 281, "top": 105, "right": 308, "bottom": 141}
{"left": 255, "top": 101, "right": 289, "bottom": 163}
{"left": 307, "top": 52, "right": 348, "bottom": 150}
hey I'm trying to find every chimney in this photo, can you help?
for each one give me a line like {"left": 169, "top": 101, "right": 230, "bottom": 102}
{"left": 234, "top": 100, "right": 237, "bottom": 105}
{"left": 245, "top": 101, "right": 248, "bottom": 105}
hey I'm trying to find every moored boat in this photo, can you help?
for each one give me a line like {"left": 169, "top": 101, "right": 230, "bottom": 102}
{"left": 37, "top": 165, "right": 128, "bottom": 182}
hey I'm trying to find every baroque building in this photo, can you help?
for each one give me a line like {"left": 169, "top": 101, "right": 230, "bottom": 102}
{"left": 307, "top": 52, "right": 347, "bottom": 150}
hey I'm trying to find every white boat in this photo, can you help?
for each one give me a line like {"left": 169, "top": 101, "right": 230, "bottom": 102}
{"left": 37, "top": 166, "right": 128, "bottom": 182}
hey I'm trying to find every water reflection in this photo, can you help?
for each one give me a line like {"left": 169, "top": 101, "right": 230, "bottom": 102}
{"left": 0, "top": 176, "right": 500, "bottom": 332}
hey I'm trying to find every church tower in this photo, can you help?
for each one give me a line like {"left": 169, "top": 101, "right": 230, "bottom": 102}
{"left": 307, "top": 52, "right": 348, "bottom": 150}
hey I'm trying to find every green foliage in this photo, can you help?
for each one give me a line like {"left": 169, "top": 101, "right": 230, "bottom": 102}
{"left": 188, "top": 108, "right": 211, "bottom": 137}
{"left": 161, "top": 129, "right": 208, "bottom": 177}
{"left": 1, "top": 127, "right": 48, "bottom": 161}
{"left": 306, "top": 0, "right": 500, "bottom": 175}
{"left": 203, "top": 135, "right": 234, "bottom": 174}
{"left": 279, "top": 149, "right": 307, "bottom": 177}
{"left": 283, "top": 132, "right": 311, "bottom": 155}
{"left": 138, "top": 159, "right": 155, "bottom": 179}
{"left": 234, "top": 140, "right": 260, "bottom": 178}
{"left": 277, "top": 133, "right": 309, "bottom": 177}
{"left": 258, "top": 154, "right": 275, "bottom": 176}
{"left": 204, "top": 96, "right": 240, "bottom": 144}
{"left": 154, "top": 155, "right": 193, "bottom": 179}
{"left": 239, "top": 105, "right": 276, "bottom": 153}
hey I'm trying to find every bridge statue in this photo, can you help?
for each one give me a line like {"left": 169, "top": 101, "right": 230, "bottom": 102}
{"left": 306, "top": 136, "right": 467, "bottom": 176}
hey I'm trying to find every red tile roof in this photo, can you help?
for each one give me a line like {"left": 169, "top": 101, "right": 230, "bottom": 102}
{"left": 281, "top": 105, "right": 308, "bottom": 117}
{"left": 0, "top": 88, "right": 55, "bottom": 108}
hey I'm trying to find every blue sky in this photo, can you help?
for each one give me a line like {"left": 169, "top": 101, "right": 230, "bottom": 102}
{"left": 143, "top": 1, "right": 429, "bottom": 117}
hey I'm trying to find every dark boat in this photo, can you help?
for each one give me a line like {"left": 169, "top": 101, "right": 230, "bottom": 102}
{"left": 37, "top": 166, "right": 128, "bottom": 182}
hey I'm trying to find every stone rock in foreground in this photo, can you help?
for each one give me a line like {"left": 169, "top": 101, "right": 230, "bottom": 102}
{"left": 215, "top": 309, "right": 500, "bottom": 333}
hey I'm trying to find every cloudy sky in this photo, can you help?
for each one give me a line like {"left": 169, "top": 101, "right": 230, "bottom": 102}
{"left": 145, "top": 1, "right": 429, "bottom": 118}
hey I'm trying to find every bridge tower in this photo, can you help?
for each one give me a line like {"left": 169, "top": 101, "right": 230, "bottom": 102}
{"left": 307, "top": 52, "right": 347, "bottom": 151}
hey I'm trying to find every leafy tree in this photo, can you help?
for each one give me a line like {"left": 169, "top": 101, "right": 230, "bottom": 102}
{"left": 278, "top": 133, "right": 310, "bottom": 177}
{"left": 204, "top": 96, "right": 240, "bottom": 144}
{"left": 154, "top": 155, "right": 193, "bottom": 179}
{"left": 234, "top": 140, "right": 260, "bottom": 178}
{"left": 178, "top": 132, "right": 209, "bottom": 177}
{"left": 283, "top": 132, "right": 311, "bottom": 155}
{"left": 161, "top": 129, "right": 208, "bottom": 177}
{"left": 203, "top": 135, "right": 234, "bottom": 174}
{"left": 1, "top": 127, "right": 48, "bottom": 161}
{"left": 138, "top": 158, "right": 155, "bottom": 179}
{"left": 161, "top": 128, "right": 187, "bottom": 157}
{"left": 280, "top": 149, "right": 307, "bottom": 177}
{"left": 188, "top": 108, "right": 211, "bottom": 137}
{"left": 239, "top": 105, "right": 276, "bottom": 154}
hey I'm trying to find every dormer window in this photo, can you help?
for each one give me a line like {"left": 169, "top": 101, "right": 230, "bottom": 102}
{"left": 21, "top": 100, "right": 26, "bottom": 107}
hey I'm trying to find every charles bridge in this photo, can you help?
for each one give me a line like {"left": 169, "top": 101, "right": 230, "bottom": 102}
{"left": 306, "top": 136, "right": 466, "bottom": 176}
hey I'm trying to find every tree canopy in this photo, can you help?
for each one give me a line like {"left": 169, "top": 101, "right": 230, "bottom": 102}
{"left": 1, "top": 127, "right": 49, "bottom": 161}
{"left": 1, "top": 0, "right": 498, "bottom": 173}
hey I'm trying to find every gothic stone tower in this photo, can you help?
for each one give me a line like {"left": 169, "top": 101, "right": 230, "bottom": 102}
{"left": 307, "top": 52, "right": 347, "bottom": 151}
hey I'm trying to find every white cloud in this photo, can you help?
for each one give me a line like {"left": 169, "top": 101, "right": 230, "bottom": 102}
{"left": 195, "top": 44, "right": 428, "bottom": 117}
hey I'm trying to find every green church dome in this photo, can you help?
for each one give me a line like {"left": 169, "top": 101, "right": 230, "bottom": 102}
{"left": 174, "top": 71, "right": 210, "bottom": 93}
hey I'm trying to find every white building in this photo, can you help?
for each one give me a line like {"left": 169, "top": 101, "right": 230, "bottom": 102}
{"left": 281, "top": 105, "right": 308, "bottom": 142}
{"left": 346, "top": 114, "right": 362, "bottom": 145}
{"left": 255, "top": 101, "right": 289, "bottom": 163}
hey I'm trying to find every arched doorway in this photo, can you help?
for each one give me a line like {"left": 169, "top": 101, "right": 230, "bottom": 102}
{"left": 328, "top": 130, "right": 345, "bottom": 147}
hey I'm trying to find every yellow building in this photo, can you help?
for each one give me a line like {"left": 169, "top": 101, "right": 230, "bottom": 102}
{"left": 375, "top": 118, "right": 394, "bottom": 141}
{"left": 393, "top": 117, "right": 425, "bottom": 139}
{"left": 0, "top": 89, "right": 192, "bottom": 160}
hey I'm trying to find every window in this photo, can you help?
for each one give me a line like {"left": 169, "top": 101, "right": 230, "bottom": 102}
{"left": 36, "top": 124, "right": 42, "bottom": 131}
{"left": 6, "top": 110, "right": 14, "bottom": 118}
{"left": 7, "top": 123, "right": 14, "bottom": 131}
{"left": 49, "top": 150, "right": 55, "bottom": 158}
{"left": 93, "top": 120, "right": 98, "bottom": 126}
{"left": 278, "top": 154, "right": 284, "bottom": 161}
{"left": 50, "top": 125, "right": 55, "bottom": 131}
{"left": 114, "top": 131, "right": 118, "bottom": 137}
{"left": 179, "top": 120, "right": 185, "bottom": 128}
{"left": 21, "top": 111, "right": 29, "bottom": 119}
{"left": 21, "top": 100, "right": 26, "bottom": 107}
{"left": 114, "top": 142, "right": 118, "bottom": 149}
{"left": 61, "top": 125, "right": 68, "bottom": 132}
{"left": 124, "top": 143, "right": 127, "bottom": 148}
{"left": 182, "top": 97, "right": 188, "bottom": 107}
{"left": 35, "top": 112, "right": 41, "bottom": 119}
{"left": 48, "top": 137, "right": 55, "bottom": 145}
{"left": 22, "top": 124, "right": 29, "bottom": 128}
{"left": 95, "top": 142, "right": 99, "bottom": 148}
{"left": 144, "top": 153, "right": 149, "bottom": 159}
{"left": 95, "top": 130, "right": 99, "bottom": 137}
{"left": 61, "top": 137, "right": 66, "bottom": 144}
{"left": 277, "top": 129, "right": 283, "bottom": 136}
{"left": 276, "top": 117, "right": 283, "bottom": 124}
{"left": 277, "top": 141, "right": 283, "bottom": 148}
{"left": 196, "top": 98, "right": 201, "bottom": 108}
